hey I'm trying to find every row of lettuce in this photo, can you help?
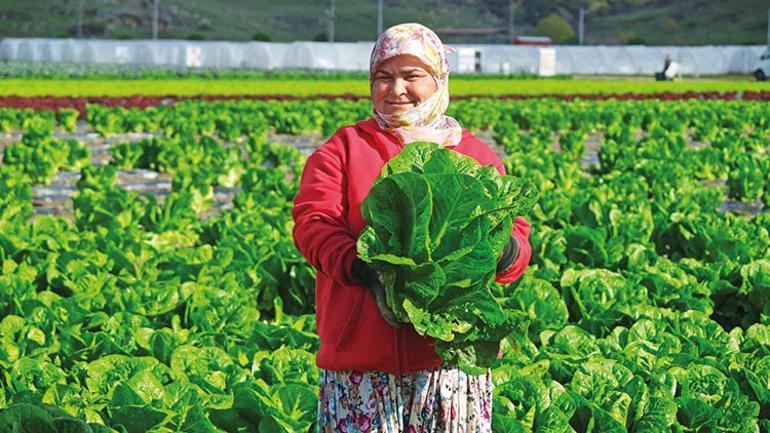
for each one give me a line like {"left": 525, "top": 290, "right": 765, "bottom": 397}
{"left": 3, "top": 98, "right": 770, "bottom": 206}
{"left": 3, "top": 91, "right": 770, "bottom": 116}
{"left": 0, "top": 98, "right": 768, "bottom": 432}
{"left": 4, "top": 83, "right": 770, "bottom": 100}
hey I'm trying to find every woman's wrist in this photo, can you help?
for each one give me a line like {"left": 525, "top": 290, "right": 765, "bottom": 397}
{"left": 352, "top": 257, "right": 376, "bottom": 287}
{"left": 351, "top": 257, "right": 366, "bottom": 283}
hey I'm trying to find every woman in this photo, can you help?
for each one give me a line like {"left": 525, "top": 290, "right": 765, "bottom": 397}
{"left": 292, "top": 23, "right": 531, "bottom": 433}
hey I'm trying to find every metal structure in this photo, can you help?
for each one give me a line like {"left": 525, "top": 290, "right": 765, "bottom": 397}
{"left": 578, "top": 8, "right": 585, "bottom": 45}
{"left": 152, "top": 0, "right": 159, "bottom": 40}
{"left": 326, "top": 0, "right": 335, "bottom": 42}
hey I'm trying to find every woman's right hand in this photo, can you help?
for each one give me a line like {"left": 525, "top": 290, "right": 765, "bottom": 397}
{"left": 352, "top": 258, "right": 402, "bottom": 329}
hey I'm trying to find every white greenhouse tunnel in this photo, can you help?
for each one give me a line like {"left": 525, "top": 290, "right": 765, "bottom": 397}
{"left": 0, "top": 38, "right": 765, "bottom": 76}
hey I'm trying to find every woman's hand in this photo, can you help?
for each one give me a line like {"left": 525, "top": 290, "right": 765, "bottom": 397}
{"left": 496, "top": 236, "right": 520, "bottom": 273}
{"left": 352, "top": 258, "right": 402, "bottom": 329}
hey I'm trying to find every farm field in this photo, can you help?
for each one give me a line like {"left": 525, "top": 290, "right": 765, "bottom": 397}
{"left": 3, "top": 78, "right": 770, "bottom": 97}
{"left": 0, "top": 97, "right": 769, "bottom": 432}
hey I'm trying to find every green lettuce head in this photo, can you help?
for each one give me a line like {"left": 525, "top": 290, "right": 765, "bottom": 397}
{"left": 357, "top": 141, "right": 538, "bottom": 373}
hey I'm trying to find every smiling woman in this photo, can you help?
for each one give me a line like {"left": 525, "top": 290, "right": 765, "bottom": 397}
{"left": 291, "top": 22, "right": 532, "bottom": 433}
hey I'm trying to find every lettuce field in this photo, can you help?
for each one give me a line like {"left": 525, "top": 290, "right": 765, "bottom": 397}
{"left": 0, "top": 96, "right": 769, "bottom": 432}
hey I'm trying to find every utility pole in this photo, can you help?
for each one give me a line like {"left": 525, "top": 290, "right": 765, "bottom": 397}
{"left": 508, "top": 1, "right": 524, "bottom": 44}
{"left": 152, "top": 0, "right": 159, "bottom": 40}
{"left": 578, "top": 7, "right": 585, "bottom": 45}
{"left": 326, "top": 0, "right": 335, "bottom": 42}
{"left": 377, "top": 0, "right": 383, "bottom": 37}
{"left": 767, "top": 8, "right": 769, "bottom": 44}
{"left": 77, "top": 0, "right": 83, "bottom": 37}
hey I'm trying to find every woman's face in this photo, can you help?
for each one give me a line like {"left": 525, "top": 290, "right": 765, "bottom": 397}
{"left": 371, "top": 54, "right": 438, "bottom": 116}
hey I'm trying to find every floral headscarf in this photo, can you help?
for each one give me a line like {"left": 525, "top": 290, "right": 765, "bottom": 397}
{"left": 369, "top": 23, "right": 463, "bottom": 147}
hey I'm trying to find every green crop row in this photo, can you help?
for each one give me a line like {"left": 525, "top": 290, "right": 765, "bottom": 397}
{"left": 2, "top": 78, "right": 770, "bottom": 97}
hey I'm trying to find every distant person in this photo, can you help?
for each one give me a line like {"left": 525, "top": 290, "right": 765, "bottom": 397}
{"left": 292, "top": 23, "right": 531, "bottom": 433}
{"left": 655, "top": 53, "right": 679, "bottom": 81}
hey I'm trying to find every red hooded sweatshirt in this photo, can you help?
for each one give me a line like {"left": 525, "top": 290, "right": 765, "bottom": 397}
{"left": 291, "top": 118, "right": 532, "bottom": 374}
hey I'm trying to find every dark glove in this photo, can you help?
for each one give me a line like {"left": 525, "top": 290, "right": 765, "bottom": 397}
{"left": 351, "top": 258, "right": 402, "bottom": 329}
{"left": 496, "top": 236, "right": 520, "bottom": 273}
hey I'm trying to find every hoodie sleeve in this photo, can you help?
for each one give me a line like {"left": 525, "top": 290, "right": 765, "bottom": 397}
{"left": 291, "top": 136, "right": 360, "bottom": 287}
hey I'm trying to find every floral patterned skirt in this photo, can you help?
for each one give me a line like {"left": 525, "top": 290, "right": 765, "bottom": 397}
{"left": 317, "top": 365, "right": 493, "bottom": 433}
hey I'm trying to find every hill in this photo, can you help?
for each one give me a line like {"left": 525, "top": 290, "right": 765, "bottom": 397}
{"left": 0, "top": 0, "right": 766, "bottom": 45}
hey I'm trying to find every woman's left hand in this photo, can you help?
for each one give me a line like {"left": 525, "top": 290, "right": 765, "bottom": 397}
{"left": 496, "top": 236, "right": 519, "bottom": 273}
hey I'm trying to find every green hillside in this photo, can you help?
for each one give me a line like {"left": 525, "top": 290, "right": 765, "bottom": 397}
{"left": 0, "top": 0, "right": 766, "bottom": 45}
